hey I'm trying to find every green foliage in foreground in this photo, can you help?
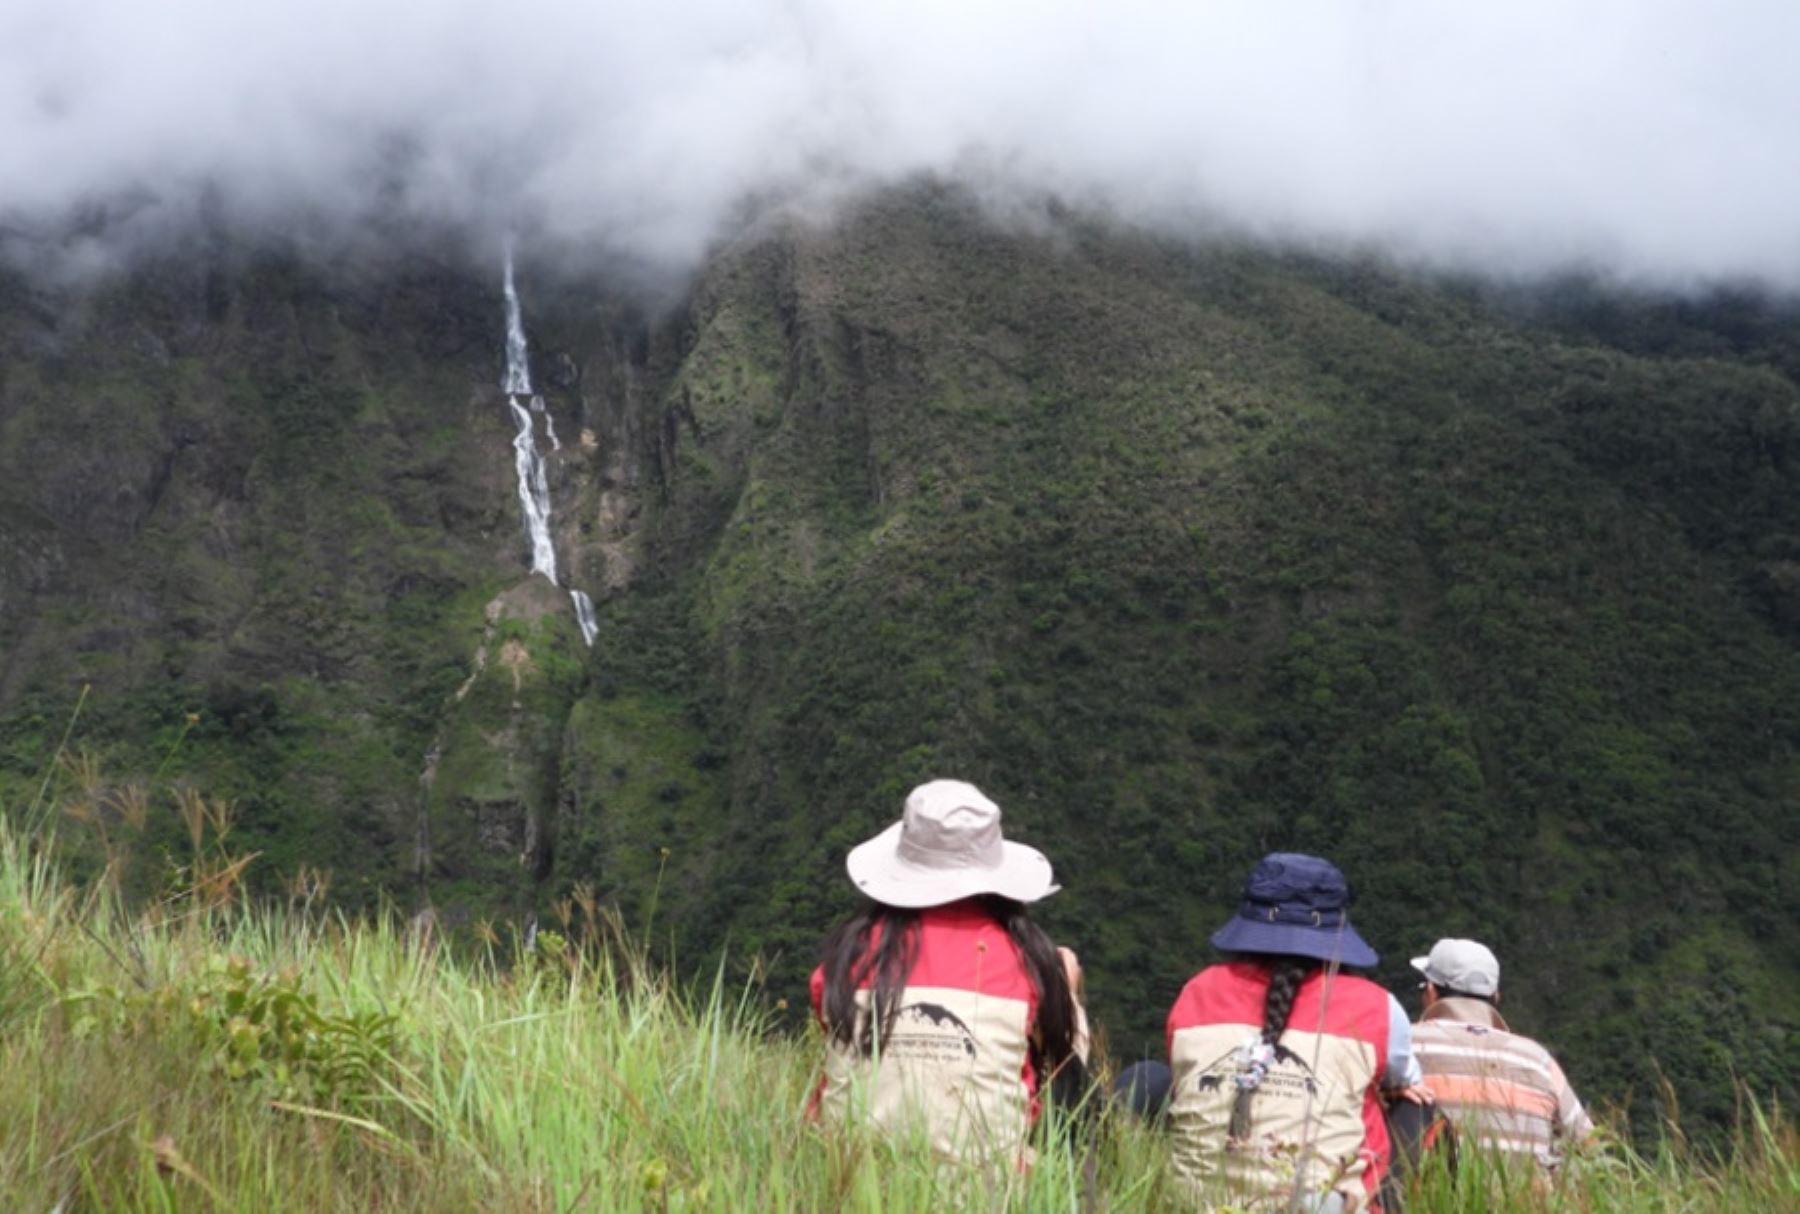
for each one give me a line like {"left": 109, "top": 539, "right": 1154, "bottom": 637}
{"left": 2, "top": 815, "right": 1794, "bottom": 1212}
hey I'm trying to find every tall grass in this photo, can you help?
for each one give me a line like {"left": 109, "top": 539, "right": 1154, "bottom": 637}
{"left": 0, "top": 807, "right": 1791, "bottom": 1211}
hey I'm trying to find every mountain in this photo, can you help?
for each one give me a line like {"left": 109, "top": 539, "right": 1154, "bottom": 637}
{"left": 1, "top": 184, "right": 1795, "bottom": 1135}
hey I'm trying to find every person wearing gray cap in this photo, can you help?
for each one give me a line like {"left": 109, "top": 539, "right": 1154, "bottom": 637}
{"left": 1410, "top": 938, "right": 1594, "bottom": 1173}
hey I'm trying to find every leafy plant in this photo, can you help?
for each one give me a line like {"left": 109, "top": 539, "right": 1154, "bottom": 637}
{"left": 62, "top": 954, "right": 403, "bottom": 1113}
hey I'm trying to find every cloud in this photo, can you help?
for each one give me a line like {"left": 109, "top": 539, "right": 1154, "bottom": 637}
{"left": 3, "top": 0, "right": 1797, "bottom": 288}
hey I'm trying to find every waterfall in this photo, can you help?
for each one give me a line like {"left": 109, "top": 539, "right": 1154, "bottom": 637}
{"left": 506, "top": 396, "right": 558, "bottom": 583}
{"left": 502, "top": 245, "right": 532, "bottom": 396}
{"left": 501, "top": 241, "right": 594, "bottom": 647}
{"left": 538, "top": 398, "right": 562, "bottom": 451}
{"left": 571, "top": 589, "right": 599, "bottom": 647}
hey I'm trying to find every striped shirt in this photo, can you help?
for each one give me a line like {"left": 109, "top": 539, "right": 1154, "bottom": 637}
{"left": 1412, "top": 997, "right": 1593, "bottom": 1171}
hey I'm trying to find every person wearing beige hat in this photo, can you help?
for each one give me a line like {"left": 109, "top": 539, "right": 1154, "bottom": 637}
{"left": 807, "top": 779, "right": 1090, "bottom": 1163}
{"left": 1410, "top": 938, "right": 1594, "bottom": 1173}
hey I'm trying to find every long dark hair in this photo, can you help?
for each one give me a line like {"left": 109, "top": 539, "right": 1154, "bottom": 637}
{"left": 819, "top": 902, "right": 921, "bottom": 1055}
{"left": 817, "top": 896, "right": 1083, "bottom": 1077}
{"left": 1228, "top": 955, "right": 1319, "bottom": 1140}
{"left": 984, "top": 896, "right": 1083, "bottom": 1080}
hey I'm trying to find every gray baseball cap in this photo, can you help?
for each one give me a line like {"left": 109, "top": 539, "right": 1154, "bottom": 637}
{"left": 1411, "top": 938, "right": 1501, "bottom": 997}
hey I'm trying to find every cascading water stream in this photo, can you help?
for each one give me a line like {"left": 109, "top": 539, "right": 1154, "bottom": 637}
{"left": 501, "top": 241, "right": 595, "bottom": 647}
{"left": 506, "top": 396, "right": 558, "bottom": 584}
{"left": 571, "top": 589, "right": 599, "bottom": 647}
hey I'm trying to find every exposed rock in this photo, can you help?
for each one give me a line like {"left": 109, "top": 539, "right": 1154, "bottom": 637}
{"left": 548, "top": 352, "right": 580, "bottom": 389}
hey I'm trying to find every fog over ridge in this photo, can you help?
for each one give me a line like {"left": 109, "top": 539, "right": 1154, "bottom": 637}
{"left": 4, "top": 0, "right": 1798, "bottom": 289}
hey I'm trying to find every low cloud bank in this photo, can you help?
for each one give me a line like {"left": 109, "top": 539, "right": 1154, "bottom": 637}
{"left": 4, "top": 0, "right": 1797, "bottom": 288}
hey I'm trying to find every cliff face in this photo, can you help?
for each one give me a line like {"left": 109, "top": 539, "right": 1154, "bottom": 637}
{"left": 2, "top": 188, "right": 1796, "bottom": 1130}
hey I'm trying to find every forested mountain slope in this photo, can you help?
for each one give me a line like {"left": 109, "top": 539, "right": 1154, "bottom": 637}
{"left": 1, "top": 186, "right": 1794, "bottom": 1134}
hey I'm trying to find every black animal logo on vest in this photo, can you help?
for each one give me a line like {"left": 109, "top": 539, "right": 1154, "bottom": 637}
{"left": 893, "top": 1002, "right": 978, "bottom": 1058}
{"left": 1194, "top": 1043, "right": 1319, "bottom": 1096}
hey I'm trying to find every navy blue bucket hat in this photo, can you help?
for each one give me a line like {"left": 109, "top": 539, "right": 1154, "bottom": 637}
{"left": 1210, "top": 852, "right": 1378, "bottom": 967}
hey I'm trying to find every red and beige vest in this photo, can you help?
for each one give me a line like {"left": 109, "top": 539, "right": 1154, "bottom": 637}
{"left": 808, "top": 902, "right": 1046, "bottom": 1162}
{"left": 1166, "top": 962, "right": 1392, "bottom": 1209}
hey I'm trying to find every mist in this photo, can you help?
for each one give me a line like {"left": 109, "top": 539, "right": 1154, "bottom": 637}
{"left": 4, "top": 0, "right": 1798, "bottom": 290}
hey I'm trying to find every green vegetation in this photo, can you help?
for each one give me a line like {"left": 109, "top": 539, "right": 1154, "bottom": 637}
{"left": 0, "top": 187, "right": 1795, "bottom": 1144}
{"left": 1, "top": 803, "right": 1793, "bottom": 1211}
{"left": 611, "top": 194, "right": 1799, "bottom": 1135}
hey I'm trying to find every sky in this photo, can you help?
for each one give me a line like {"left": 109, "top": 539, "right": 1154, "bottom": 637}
{"left": 3, "top": 0, "right": 1798, "bottom": 289}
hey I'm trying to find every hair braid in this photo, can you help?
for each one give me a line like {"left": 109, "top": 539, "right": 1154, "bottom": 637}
{"left": 1228, "top": 958, "right": 1315, "bottom": 1140}
{"left": 1261, "top": 959, "right": 1309, "bottom": 1042}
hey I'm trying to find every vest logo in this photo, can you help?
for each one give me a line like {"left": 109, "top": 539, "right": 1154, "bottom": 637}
{"left": 886, "top": 1001, "right": 978, "bottom": 1061}
{"left": 1192, "top": 1042, "right": 1320, "bottom": 1098}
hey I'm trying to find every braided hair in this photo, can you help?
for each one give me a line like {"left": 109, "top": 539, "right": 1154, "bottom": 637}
{"left": 1228, "top": 956, "right": 1317, "bottom": 1140}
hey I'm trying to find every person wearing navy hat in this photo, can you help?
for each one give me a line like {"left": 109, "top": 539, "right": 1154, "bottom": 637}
{"left": 1158, "top": 853, "right": 1428, "bottom": 1212}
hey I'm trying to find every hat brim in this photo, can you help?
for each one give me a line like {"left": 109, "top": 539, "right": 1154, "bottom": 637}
{"left": 845, "top": 820, "right": 1059, "bottom": 909}
{"left": 1210, "top": 915, "right": 1379, "bottom": 968}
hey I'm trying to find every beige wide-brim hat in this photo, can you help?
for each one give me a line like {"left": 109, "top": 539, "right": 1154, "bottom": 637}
{"left": 845, "top": 779, "right": 1059, "bottom": 908}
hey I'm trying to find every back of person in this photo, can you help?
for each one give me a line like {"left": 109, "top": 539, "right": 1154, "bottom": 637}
{"left": 1168, "top": 961, "right": 1392, "bottom": 1204}
{"left": 1163, "top": 853, "right": 1424, "bottom": 1212}
{"left": 1411, "top": 1004, "right": 1586, "bottom": 1171}
{"left": 812, "top": 900, "right": 1043, "bottom": 1159}
{"left": 808, "top": 780, "right": 1087, "bottom": 1165}
{"left": 1409, "top": 939, "right": 1592, "bottom": 1174}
